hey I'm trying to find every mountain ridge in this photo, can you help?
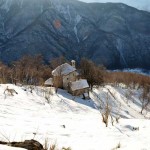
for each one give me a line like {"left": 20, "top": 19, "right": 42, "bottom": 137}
{"left": 0, "top": 0, "right": 150, "bottom": 69}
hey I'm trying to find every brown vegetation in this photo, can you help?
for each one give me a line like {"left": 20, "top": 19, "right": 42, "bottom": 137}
{"left": 79, "top": 58, "right": 105, "bottom": 90}
{"left": 50, "top": 56, "right": 67, "bottom": 69}
{"left": 104, "top": 71, "right": 150, "bottom": 89}
{"left": 0, "top": 55, "right": 52, "bottom": 86}
{"left": 0, "top": 55, "right": 150, "bottom": 113}
{"left": 104, "top": 71, "right": 150, "bottom": 114}
{"left": 0, "top": 139, "right": 44, "bottom": 150}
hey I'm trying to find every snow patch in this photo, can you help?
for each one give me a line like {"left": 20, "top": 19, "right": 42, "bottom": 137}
{"left": 67, "top": 5, "right": 71, "bottom": 22}
{"left": 52, "top": 63, "right": 76, "bottom": 76}
{"left": 2, "top": 0, "right": 12, "bottom": 12}
{"left": 116, "top": 39, "right": 128, "bottom": 67}
{"left": 83, "top": 35, "right": 88, "bottom": 41}
{"left": 74, "top": 15, "right": 82, "bottom": 43}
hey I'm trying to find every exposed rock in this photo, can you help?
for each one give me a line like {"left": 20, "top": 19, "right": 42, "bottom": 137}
{"left": 0, "top": 139, "right": 44, "bottom": 150}
{"left": 0, "top": 0, "right": 150, "bottom": 69}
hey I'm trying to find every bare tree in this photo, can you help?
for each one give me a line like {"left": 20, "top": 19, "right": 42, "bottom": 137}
{"left": 50, "top": 56, "right": 67, "bottom": 69}
{"left": 0, "top": 62, "right": 9, "bottom": 83}
{"left": 140, "top": 85, "right": 150, "bottom": 114}
{"left": 10, "top": 55, "right": 51, "bottom": 86}
{"left": 80, "top": 58, "right": 105, "bottom": 90}
{"left": 101, "top": 92, "right": 115, "bottom": 127}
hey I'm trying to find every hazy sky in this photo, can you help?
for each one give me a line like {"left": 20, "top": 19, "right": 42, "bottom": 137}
{"left": 78, "top": 0, "right": 150, "bottom": 11}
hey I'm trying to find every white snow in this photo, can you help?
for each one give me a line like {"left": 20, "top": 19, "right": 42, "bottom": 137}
{"left": 74, "top": 15, "right": 82, "bottom": 43}
{"left": 67, "top": 5, "right": 71, "bottom": 23}
{"left": 83, "top": 35, "right": 88, "bottom": 41}
{"left": 70, "top": 79, "right": 89, "bottom": 91}
{"left": 76, "top": 15, "right": 82, "bottom": 24}
{"left": 116, "top": 38, "right": 128, "bottom": 67}
{"left": 44, "top": 78, "right": 53, "bottom": 86}
{"left": 91, "top": 85, "right": 150, "bottom": 119}
{"left": 0, "top": 84, "right": 150, "bottom": 150}
{"left": 18, "top": 0, "right": 23, "bottom": 9}
{"left": 0, "top": 145, "right": 26, "bottom": 150}
{"left": 52, "top": 63, "right": 76, "bottom": 76}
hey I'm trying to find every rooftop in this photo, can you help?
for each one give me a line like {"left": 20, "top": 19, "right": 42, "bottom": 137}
{"left": 70, "top": 79, "right": 89, "bottom": 91}
{"left": 52, "top": 63, "right": 76, "bottom": 76}
{"left": 44, "top": 78, "right": 53, "bottom": 85}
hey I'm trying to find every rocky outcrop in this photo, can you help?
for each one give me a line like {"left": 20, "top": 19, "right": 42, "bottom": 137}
{"left": 0, "top": 0, "right": 150, "bottom": 69}
{"left": 0, "top": 139, "right": 44, "bottom": 150}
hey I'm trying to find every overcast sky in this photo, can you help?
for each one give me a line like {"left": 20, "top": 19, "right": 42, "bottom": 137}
{"left": 78, "top": 0, "right": 150, "bottom": 11}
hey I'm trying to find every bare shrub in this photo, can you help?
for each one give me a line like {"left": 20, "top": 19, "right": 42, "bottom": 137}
{"left": 115, "top": 116, "right": 120, "bottom": 123}
{"left": 116, "top": 142, "right": 121, "bottom": 149}
{"left": 11, "top": 55, "right": 52, "bottom": 86}
{"left": 101, "top": 93, "right": 116, "bottom": 127}
{"left": 140, "top": 85, "right": 150, "bottom": 114}
{"left": 102, "top": 101, "right": 111, "bottom": 127}
{"left": 104, "top": 71, "right": 150, "bottom": 89}
{"left": 44, "top": 88, "right": 53, "bottom": 103}
{"left": 50, "top": 144, "right": 57, "bottom": 150}
{"left": 41, "top": 87, "right": 55, "bottom": 103}
{"left": 0, "top": 62, "right": 10, "bottom": 83}
{"left": 113, "top": 142, "right": 121, "bottom": 150}
{"left": 62, "top": 147, "right": 71, "bottom": 150}
{"left": 43, "top": 138, "right": 50, "bottom": 150}
{"left": 125, "top": 90, "right": 134, "bottom": 104}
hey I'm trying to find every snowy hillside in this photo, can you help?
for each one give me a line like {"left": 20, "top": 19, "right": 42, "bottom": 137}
{"left": 0, "top": 84, "right": 150, "bottom": 150}
{"left": 91, "top": 85, "right": 150, "bottom": 119}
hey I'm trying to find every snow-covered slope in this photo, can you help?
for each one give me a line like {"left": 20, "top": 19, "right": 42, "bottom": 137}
{"left": 0, "top": 145, "right": 26, "bottom": 150}
{"left": 91, "top": 85, "right": 150, "bottom": 119}
{"left": 0, "top": 84, "right": 150, "bottom": 150}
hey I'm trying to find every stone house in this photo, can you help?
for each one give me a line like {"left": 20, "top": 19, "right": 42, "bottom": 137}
{"left": 68, "top": 79, "right": 89, "bottom": 97}
{"left": 52, "top": 62, "right": 78, "bottom": 90}
{"left": 45, "top": 61, "right": 89, "bottom": 97}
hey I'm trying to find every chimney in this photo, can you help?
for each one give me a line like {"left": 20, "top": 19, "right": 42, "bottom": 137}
{"left": 71, "top": 60, "right": 76, "bottom": 68}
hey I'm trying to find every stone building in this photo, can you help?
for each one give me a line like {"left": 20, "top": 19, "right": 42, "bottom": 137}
{"left": 45, "top": 61, "right": 89, "bottom": 97}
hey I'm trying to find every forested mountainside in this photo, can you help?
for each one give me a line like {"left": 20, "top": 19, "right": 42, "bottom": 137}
{"left": 0, "top": 0, "right": 150, "bottom": 69}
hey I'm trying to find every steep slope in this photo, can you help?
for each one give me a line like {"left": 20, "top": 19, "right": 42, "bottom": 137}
{"left": 0, "top": 0, "right": 150, "bottom": 69}
{"left": 91, "top": 85, "right": 150, "bottom": 119}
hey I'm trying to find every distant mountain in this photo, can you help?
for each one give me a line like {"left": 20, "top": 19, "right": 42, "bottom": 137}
{"left": 0, "top": 0, "right": 150, "bottom": 69}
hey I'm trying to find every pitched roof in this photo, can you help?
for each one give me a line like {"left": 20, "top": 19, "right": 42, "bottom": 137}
{"left": 52, "top": 63, "right": 76, "bottom": 76}
{"left": 70, "top": 79, "right": 89, "bottom": 91}
{"left": 44, "top": 78, "right": 53, "bottom": 85}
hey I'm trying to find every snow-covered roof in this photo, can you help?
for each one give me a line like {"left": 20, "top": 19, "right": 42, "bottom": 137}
{"left": 52, "top": 63, "right": 76, "bottom": 76}
{"left": 44, "top": 78, "right": 53, "bottom": 85}
{"left": 70, "top": 79, "right": 89, "bottom": 91}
